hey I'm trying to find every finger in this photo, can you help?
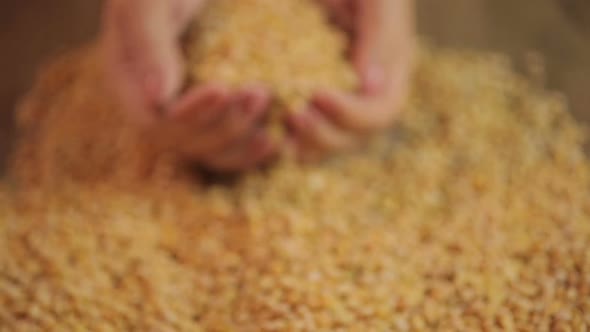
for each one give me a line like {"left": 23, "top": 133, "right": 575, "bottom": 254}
{"left": 181, "top": 89, "right": 270, "bottom": 156}
{"left": 159, "top": 84, "right": 231, "bottom": 148}
{"left": 103, "top": 0, "right": 184, "bottom": 119}
{"left": 356, "top": 0, "right": 416, "bottom": 95}
{"left": 103, "top": 44, "right": 154, "bottom": 125}
{"left": 353, "top": 0, "right": 387, "bottom": 94}
{"left": 313, "top": 90, "right": 398, "bottom": 132}
{"left": 202, "top": 131, "right": 278, "bottom": 172}
{"left": 168, "top": 83, "right": 229, "bottom": 121}
{"left": 288, "top": 109, "right": 357, "bottom": 152}
{"left": 102, "top": 1, "right": 153, "bottom": 124}
{"left": 156, "top": 96, "right": 229, "bottom": 154}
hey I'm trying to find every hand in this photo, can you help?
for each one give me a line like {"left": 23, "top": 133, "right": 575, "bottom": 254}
{"left": 290, "top": 0, "right": 415, "bottom": 161}
{"left": 158, "top": 84, "right": 278, "bottom": 172}
{"left": 101, "top": 0, "right": 277, "bottom": 172}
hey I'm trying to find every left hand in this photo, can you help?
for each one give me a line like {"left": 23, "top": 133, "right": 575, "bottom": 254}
{"left": 101, "top": 0, "right": 279, "bottom": 172}
{"left": 289, "top": 0, "right": 415, "bottom": 161}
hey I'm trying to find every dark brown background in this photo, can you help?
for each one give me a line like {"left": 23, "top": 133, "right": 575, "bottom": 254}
{"left": 1, "top": 0, "right": 589, "bottom": 173}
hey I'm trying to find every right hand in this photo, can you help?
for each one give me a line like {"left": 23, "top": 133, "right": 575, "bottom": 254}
{"left": 289, "top": 0, "right": 415, "bottom": 161}
{"left": 101, "top": 0, "right": 278, "bottom": 172}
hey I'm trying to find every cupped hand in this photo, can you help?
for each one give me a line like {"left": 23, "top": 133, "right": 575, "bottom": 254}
{"left": 290, "top": 0, "right": 415, "bottom": 161}
{"left": 159, "top": 84, "right": 277, "bottom": 172}
{"left": 101, "top": 0, "right": 278, "bottom": 172}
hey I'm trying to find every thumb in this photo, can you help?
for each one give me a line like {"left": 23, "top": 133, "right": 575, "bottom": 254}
{"left": 107, "top": 0, "right": 185, "bottom": 116}
{"left": 353, "top": 0, "right": 386, "bottom": 95}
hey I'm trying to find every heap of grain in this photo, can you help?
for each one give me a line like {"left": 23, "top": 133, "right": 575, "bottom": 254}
{"left": 2, "top": 0, "right": 590, "bottom": 331}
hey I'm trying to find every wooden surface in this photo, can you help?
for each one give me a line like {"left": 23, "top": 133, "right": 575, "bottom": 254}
{"left": 1, "top": 0, "right": 589, "bottom": 172}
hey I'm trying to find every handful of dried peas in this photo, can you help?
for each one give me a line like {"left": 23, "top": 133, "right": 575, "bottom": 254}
{"left": 185, "top": 0, "right": 358, "bottom": 139}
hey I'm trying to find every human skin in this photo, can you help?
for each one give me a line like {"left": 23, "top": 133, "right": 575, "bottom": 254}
{"left": 101, "top": 0, "right": 415, "bottom": 169}
{"left": 290, "top": 0, "right": 416, "bottom": 161}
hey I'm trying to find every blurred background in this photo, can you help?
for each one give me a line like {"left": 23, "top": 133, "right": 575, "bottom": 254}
{"left": 0, "top": 0, "right": 589, "bottom": 174}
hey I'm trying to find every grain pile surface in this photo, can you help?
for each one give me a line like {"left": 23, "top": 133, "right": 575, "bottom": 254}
{"left": 3, "top": 46, "right": 590, "bottom": 331}
{"left": 3, "top": 1, "right": 590, "bottom": 331}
